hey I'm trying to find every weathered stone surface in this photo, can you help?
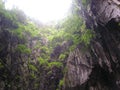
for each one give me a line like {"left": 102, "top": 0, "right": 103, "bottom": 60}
{"left": 65, "top": 47, "right": 92, "bottom": 87}
{"left": 64, "top": 0, "right": 120, "bottom": 90}
{"left": 91, "top": 0, "right": 120, "bottom": 24}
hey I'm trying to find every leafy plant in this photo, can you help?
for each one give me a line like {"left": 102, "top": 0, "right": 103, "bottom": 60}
{"left": 58, "top": 78, "right": 64, "bottom": 89}
{"left": 59, "top": 54, "right": 66, "bottom": 60}
{"left": 48, "top": 61, "right": 63, "bottom": 68}
{"left": 28, "top": 64, "right": 38, "bottom": 72}
{"left": 30, "top": 73, "right": 36, "bottom": 79}
{"left": 16, "top": 44, "right": 31, "bottom": 54}
{"left": 40, "top": 46, "right": 50, "bottom": 54}
{"left": 81, "top": 29, "right": 94, "bottom": 45}
{"left": 38, "top": 57, "right": 48, "bottom": 66}
{"left": 59, "top": 79, "right": 64, "bottom": 87}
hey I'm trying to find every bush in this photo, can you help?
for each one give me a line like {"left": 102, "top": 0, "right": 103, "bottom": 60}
{"left": 58, "top": 78, "right": 64, "bottom": 88}
{"left": 28, "top": 64, "right": 38, "bottom": 72}
{"left": 16, "top": 44, "right": 31, "bottom": 54}
{"left": 56, "top": 78, "right": 65, "bottom": 90}
{"left": 48, "top": 61, "right": 63, "bottom": 68}
{"left": 38, "top": 57, "right": 48, "bottom": 65}
{"left": 81, "top": 29, "right": 94, "bottom": 45}
{"left": 59, "top": 54, "right": 66, "bottom": 60}
{"left": 40, "top": 46, "right": 49, "bottom": 54}
{"left": 30, "top": 73, "right": 36, "bottom": 79}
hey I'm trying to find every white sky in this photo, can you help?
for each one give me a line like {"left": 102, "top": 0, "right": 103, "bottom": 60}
{"left": 5, "top": 0, "right": 72, "bottom": 23}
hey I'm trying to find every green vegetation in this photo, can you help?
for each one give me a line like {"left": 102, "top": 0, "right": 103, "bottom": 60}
{"left": 0, "top": 0, "right": 94, "bottom": 90}
{"left": 16, "top": 44, "right": 31, "bottom": 54}
{"left": 81, "top": 29, "right": 94, "bottom": 45}
{"left": 0, "top": 62, "right": 4, "bottom": 69}
{"left": 82, "top": 0, "right": 87, "bottom": 6}
{"left": 119, "top": 23, "right": 120, "bottom": 26}
{"left": 30, "top": 73, "right": 36, "bottom": 79}
{"left": 38, "top": 57, "right": 48, "bottom": 65}
{"left": 0, "top": 0, "right": 4, "bottom": 9}
{"left": 48, "top": 61, "right": 63, "bottom": 68}
{"left": 59, "top": 79, "right": 64, "bottom": 87}
{"left": 59, "top": 54, "right": 66, "bottom": 60}
{"left": 56, "top": 78, "right": 65, "bottom": 90}
{"left": 28, "top": 64, "right": 38, "bottom": 72}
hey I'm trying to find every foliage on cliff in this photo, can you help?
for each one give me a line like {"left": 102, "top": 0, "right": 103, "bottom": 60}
{"left": 0, "top": 0, "right": 94, "bottom": 90}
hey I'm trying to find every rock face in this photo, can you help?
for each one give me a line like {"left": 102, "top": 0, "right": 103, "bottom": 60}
{"left": 0, "top": 12, "right": 64, "bottom": 90}
{"left": 65, "top": 45, "right": 92, "bottom": 87}
{"left": 64, "top": 0, "right": 120, "bottom": 90}
{"left": 91, "top": 0, "right": 120, "bottom": 24}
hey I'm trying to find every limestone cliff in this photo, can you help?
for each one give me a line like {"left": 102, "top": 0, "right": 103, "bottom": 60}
{"left": 0, "top": 0, "right": 119, "bottom": 90}
{"left": 64, "top": 0, "right": 120, "bottom": 90}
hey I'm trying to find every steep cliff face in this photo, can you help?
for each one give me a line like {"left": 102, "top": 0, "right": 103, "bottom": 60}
{"left": 0, "top": 0, "right": 119, "bottom": 90}
{"left": 0, "top": 9, "right": 64, "bottom": 90}
{"left": 0, "top": 16, "right": 30, "bottom": 89}
{"left": 64, "top": 0, "right": 120, "bottom": 90}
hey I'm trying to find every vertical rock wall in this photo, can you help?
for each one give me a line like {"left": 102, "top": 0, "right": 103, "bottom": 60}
{"left": 64, "top": 0, "right": 120, "bottom": 90}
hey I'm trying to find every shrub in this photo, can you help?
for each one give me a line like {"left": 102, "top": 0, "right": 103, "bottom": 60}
{"left": 28, "top": 64, "right": 38, "bottom": 72}
{"left": 38, "top": 57, "right": 48, "bottom": 66}
{"left": 59, "top": 54, "right": 66, "bottom": 60}
{"left": 48, "top": 61, "right": 63, "bottom": 68}
{"left": 58, "top": 78, "right": 64, "bottom": 88}
{"left": 30, "top": 73, "right": 36, "bottom": 79}
{"left": 16, "top": 44, "right": 31, "bottom": 54}
{"left": 81, "top": 29, "right": 94, "bottom": 45}
{"left": 57, "top": 78, "right": 65, "bottom": 90}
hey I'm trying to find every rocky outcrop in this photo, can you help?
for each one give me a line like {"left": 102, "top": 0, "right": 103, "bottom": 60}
{"left": 64, "top": 0, "right": 120, "bottom": 90}
{"left": 0, "top": 0, "right": 119, "bottom": 90}
{"left": 65, "top": 46, "right": 92, "bottom": 87}
{"left": 91, "top": 0, "right": 120, "bottom": 24}
{"left": 0, "top": 31, "right": 28, "bottom": 90}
